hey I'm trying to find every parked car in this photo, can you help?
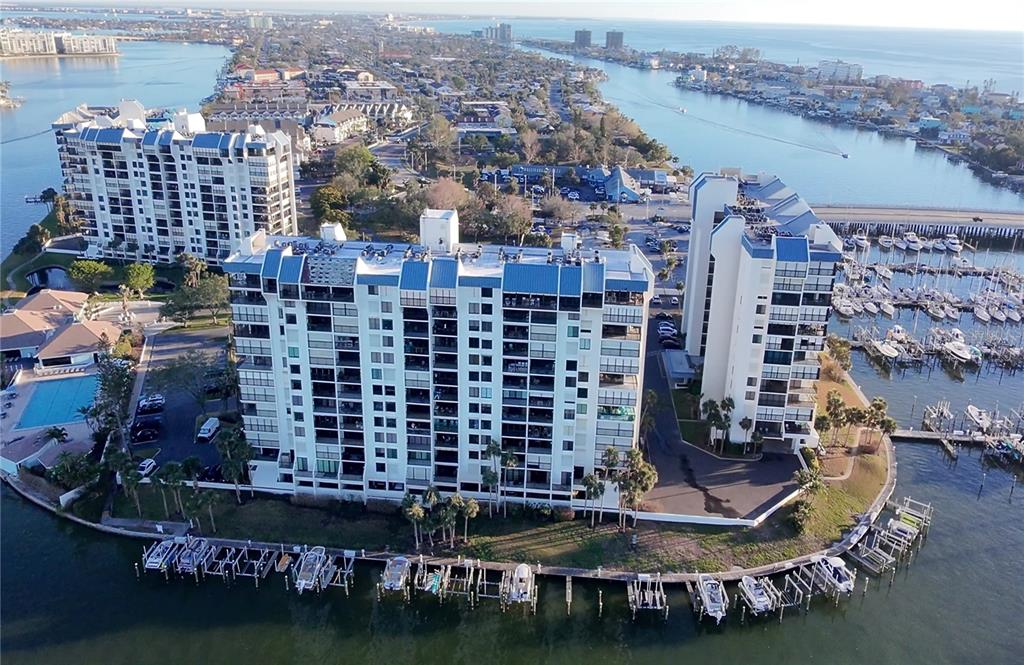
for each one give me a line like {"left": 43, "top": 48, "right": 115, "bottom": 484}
{"left": 661, "top": 339, "right": 682, "bottom": 349}
{"left": 131, "top": 428, "right": 160, "bottom": 443}
{"left": 199, "top": 464, "right": 224, "bottom": 482}
{"left": 651, "top": 295, "right": 662, "bottom": 305}
{"left": 137, "top": 458, "right": 158, "bottom": 477}
{"left": 675, "top": 224, "right": 690, "bottom": 232}
{"left": 671, "top": 296, "right": 680, "bottom": 306}
{"left": 567, "top": 191, "right": 580, "bottom": 201}
{"left": 131, "top": 416, "right": 162, "bottom": 434}
{"left": 559, "top": 186, "right": 570, "bottom": 195}
{"left": 655, "top": 312, "right": 673, "bottom": 320}
{"left": 197, "top": 417, "right": 221, "bottom": 444}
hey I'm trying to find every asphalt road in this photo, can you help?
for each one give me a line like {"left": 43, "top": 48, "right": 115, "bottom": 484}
{"left": 131, "top": 328, "right": 230, "bottom": 472}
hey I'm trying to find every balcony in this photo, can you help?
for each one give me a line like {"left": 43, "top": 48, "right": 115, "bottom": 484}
{"left": 407, "top": 388, "right": 431, "bottom": 405}
{"left": 433, "top": 354, "right": 458, "bottom": 370}
{"left": 528, "top": 376, "right": 555, "bottom": 392}
{"left": 602, "top": 324, "right": 641, "bottom": 340}
{"left": 503, "top": 294, "right": 556, "bottom": 310}
{"left": 405, "top": 357, "right": 429, "bottom": 371}
{"left": 502, "top": 309, "right": 530, "bottom": 323}
{"left": 503, "top": 359, "right": 529, "bottom": 374}
{"left": 433, "top": 404, "right": 459, "bottom": 418}
{"left": 434, "top": 418, "right": 459, "bottom": 433}
{"left": 432, "top": 322, "right": 457, "bottom": 336}
{"left": 435, "top": 432, "right": 459, "bottom": 447}
{"left": 407, "top": 404, "right": 431, "bottom": 420}
{"left": 405, "top": 321, "right": 429, "bottom": 338}
{"left": 597, "top": 405, "right": 635, "bottom": 422}
{"left": 434, "top": 339, "right": 458, "bottom": 351}
{"left": 432, "top": 305, "right": 457, "bottom": 319}
{"left": 502, "top": 407, "right": 527, "bottom": 422}
{"left": 530, "top": 360, "right": 555, "bottom": 376}
{"left": 433, "top": 387, "right": 458, "bottom": 402}
{"left": 503, "top": 342, "right": 528, "bottom": 357}
{"left": 404, "top": 341, "right": 429, "bottom": 356}
{"left": 503, "top": 325, "right": 529, "bottom": 340}
{"left": 432, "top": 370, "right": 458, "bottom": 386}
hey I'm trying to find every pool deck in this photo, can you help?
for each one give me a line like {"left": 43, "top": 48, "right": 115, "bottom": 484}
{"left": 1, "top": 370, "right": 97, "bottom": 471}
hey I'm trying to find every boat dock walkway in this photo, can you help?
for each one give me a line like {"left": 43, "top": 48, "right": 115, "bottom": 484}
{"left": 892, "top": 429, "right": 979, "bottom": 444}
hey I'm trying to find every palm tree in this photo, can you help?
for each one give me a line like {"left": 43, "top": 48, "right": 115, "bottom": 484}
{"left": 674, "top": 280, "right": 684, "bottom": 316}
{"left": 500, "top": 451, "right": 518, "bottom": 517}
{"left": 825, "top": 390, "right": 845, "bottom": 447}
{"left": 701, "top": 399, "right": 721, "bottom": 448}
{"left": 423, "top": 485, "right": 441, "bottom": 511}
{"left": 462, "top": 497, "right": 479, "bottom": 542}
{"left": 750, "top": 431, "right": 764, "bottom": 454}
{"left": 484, "top": 438, "right": 502, "bottom": 510}
{"left": 739, "top": 417, "right": 753, "bottom": 455}
{"left": 581, "top": 473, "right": 601, "bottom": 526}
{"left": 481, "top": 467, "right": 499, "bottom": 517}
{"left": 813, "top": 415, "right": 832, "bottom": 454}
{"left": 638, "top": 389, "right": 658, "bottom": 448}
{"left": 122, "top": 469, "right": 143, "bottom": 517}
{"left": 719, "top": 397, "right": 735, "bottom": 454}
{"left": 878, "top": 416, "right": 897, "bottom": 449}
{"left": 600, "top": 446, "right": 620, "bottom": 525}
{"left": 401, "top": 492, "right": 420, "bottom": 548}
{"left": 45, "top": 426, "right": 69, "bottom": 445}
{"left": 151, "top": 473, "right": 171, "bottom": 519}
{"left": 625, "top": 448, "right": 659, "bottom": 527}
{"left": 197, "top": 490, "right": 219, "bottom": 532}
{"left": 159, "top": 461, "right": 186, "bottom": 515}
{"left": 447, "top": 494, "right": 466, "bottom": 547}
{"left": 221, "top": 457, "right": 245, "bottom": 504}
{"left": 184, "top": 490, "right": 202, "bottom": 531}
{"left": 442, "top": 499, "right": 460, "bottom": 548}
{"left": 408, "top": 502, "right": 426, "bottom": 550}
{"left": 181, "top": 455, "right": 203, "bottom": 492}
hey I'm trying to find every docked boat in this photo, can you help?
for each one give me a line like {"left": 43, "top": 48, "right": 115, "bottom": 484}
{"left": 966, "top": 405, "right": 992, "bottom": 432}
{"left": 812, "top": 556, "right": 855, "bottom": 594}
{"left": 887, "top": 325, "right": 909, "bottom": 343}
{"left": 877, "top": 234, "right": 894, "bottom": 249}
{"left": 943, "top": 341, "right": 975, "bottom": 364}
{"left": 1006, "top": 307, "right": 1022, "bottom": 323}
{"left": 144, "top": 539, "right": 177, "bottom": 571}
{"left": 894, "top": 236, "right": 908, "bottom": 251}
{"left": 930, "top": 238, "right": 946, "bottom": 252}
{"left": 874, "top": 265, "right": 894, "bottom": 281}
{"left": 382, "top": 556, "right": 412, "bottom": 592}
{"left": 739, "top": 576, "right": 773, "bottom": 615}
{"left": 295, "top": 546, "right": 328, "bottom": 594}
{"left": 852, "top": 232, "right": 869, "bottom": 249}
{"left": 990, "top": 306, "right": 1007, "bottom": 323}
{"left": 835, "top": 302, "right": 855, "bottom": 318}
{"left": 851, "top": 300, "right": 864, "bottom": 315}
{"left": 880, "top": 301, "right": 896, "bottom": 318}
{"left": 943, "top": 233, "right": 963, "bottom": 253}
{"left": 175, "top": 538, "right": 211, "bottom": 574}
{"left": 943, "top": 303, "right": 959, "bottom": 320}
{"left": 871, "top": 340, "right": 901, "bottom": 360}
{"left": 507, "top": 563, "right": 535, "bottom": 603}
{"left": 696, "top": 574, "right": 728, "bottom": 624}
{"left": 925, "top": 303, "right": 946, "bottom": 320}
{"left": 887, "top": 518, "right": 920, "bottom": 542}
{"left": 903, "top": 232, "right": 923, "bottom": 252}
{"left": 863, "top": 301, "right": 879, "bottom": 316}
{"left": 974, "top": 305, "right": 991, "bottom": 323}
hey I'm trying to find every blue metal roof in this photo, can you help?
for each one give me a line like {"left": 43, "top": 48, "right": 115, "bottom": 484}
{"left": 581, "top": 262, "right": 605, "bottom": 292}
{"left": 558, "top": 264, "right": 582, "bottom": 296}
{"left": 458, "top": 275, "right": 502, "bottom": 288}
{"left": 278, "top": 255, "right": 305, "bottom": 284}
{"left": 192, "top": 133, "right": 230, "bottom": 149}
{"left": 605, "top": 278, "right": 648, "bottom": 292}
{"left": 429, "top": 258, "right": 458, "bottom": 289}
{"left": 502, "top": 263, "right": 559, "bottom": 295}
{"left": 741, "top": 234, "right": 774, "bottom": 259}
{"left": 775, "top": 237, "right": 809, "bottom": 263}
{"left": 357, "top": 273, "right": 400, "bottom": 286}
{"left": 261, "top": 248, "right": 283, "bottom": 280}
{"left": 399, "top": 261, "right": 429, "bottom": 291}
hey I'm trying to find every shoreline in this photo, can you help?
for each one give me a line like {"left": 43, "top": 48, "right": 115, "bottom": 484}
{"left": 0, "top": 52, "right": 119, "bottom": 60}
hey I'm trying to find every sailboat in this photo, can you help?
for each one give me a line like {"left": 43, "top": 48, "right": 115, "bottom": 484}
{"left": 974, "top": 305, "right": 991, "bottom": 323}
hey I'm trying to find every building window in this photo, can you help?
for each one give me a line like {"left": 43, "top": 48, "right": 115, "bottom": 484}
{"left": 579, "top": 338, "right": 591, "bottom": 350}
{"left": 376, "top": 463, "right": 386, "bottom": 473}
{"left": 568, "top": 326, "right": 579, "bottom": 338}
{"left": 381, "top": 301, "right": 392, "bottom": 313}
{"left": 576, "top": 404, "right": 588, "bottom": 415}
{"left": 752, "top": 334, "right": 763, "bottom": 344}
{"left": 293, "top": 411, "right": 304, "bottom": 422}
{"left": 372, "top": 368, "right": 382, "bottom": 380}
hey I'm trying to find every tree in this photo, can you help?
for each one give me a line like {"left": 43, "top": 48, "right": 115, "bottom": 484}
{"left": 624, "top": 448, "right": 658, "bottom": 526}
{"left": 198, "top": 490, "right": 219, "bottom": 532}
{"left": 442, "top": 496, "right": 461, "bottom": 548}
{"left": 462, "top": 497, "right": 479, "bottom": 542}
{"left": 813, "top": 415, "right": 832, "bottom": 453}
{"left": 151, "top": 473, "right": 172, "bottom": 519}
{"left": 423, "top": 484, "right": 441, "bottom": 511}
{"left": 47, "top": 451, "right": 98, "bottom": 490}
{"left": 13, "top": 223, "right": 50, "bottom": 254}
{"left": 865, "top": 397, "right": 889, "bottom": 447}
{"left": 221, "top": 458, "right": 245, "bottom": 504}
{"left": 158, "top": 461, "right": 186, "bottom": 515}
{"left": 425, "top": 115, "right": 454, "bottom": 153}
{"left": 638, "top": 389, "right": 658, "bottom": 445}
{"left": 310, "top": 185, "right": 346, "bottom": 220}
{"left": 750, "top": 431, "right": 764, "bottom": 454}
{"left": 335, "top": 144, "right": 376, "bottom": 183}
{"left": 501, "top": 450, "right": 518, "bottom": 518}
{"left": 519, "top": 127, "right": 540, "bottom": 163}
{"left": 608, "top": 224, "right": 626, "bottom": 248}
{"left": 194, "top": 275, "right": 230, "bottom": 324}
{"left": 825, "top": 390, "right": 846, "bottom": 448}
{"left": 496, "top": 194, "right": 533, "bottom": 246}
{"left": 599, "top": 446, "right": 620, "bottom": 525}
{"left": 160, "top": 284, "right": 202, "bottom": 327}
{"left": 701, "top": 399, "right": 721, "bottom": 447}
{"left": 540, "top": 195, "right": 572, "bottom": 223}
{"left": 402, "top": 493, "right": 424, "bottom": 550}
{"left": 150, "top": 349, "right": 218, "bottom": 415}
{"left": 582, "top": 473, "right": 601, "bottom": 527}
{"left": 843, "top": 406, "right": 866, "bottom": 446}
{"left": 68, "top": 260, "right": 113, "bottom": 293}
{"left": 122, "top": 468, "right": 144, "bottom": 517}
{"left": 181, "top": 455, "right": 203, "bottom": 492}
{"left": 877, "top": 417, "right": 897, "bottom": 450}
{"left": 425, "top": 177, "right": 469, "bottom": 210}
{"left": 739, "top": 417, "right": 754, "bottom": 455}
{"left": 122, "top": 263, "right": 155, "bottom": 299}
{"left": 184, "top": 490, "right": 203, "bottom": 531}
{"left": 827, "top": 334, "right": 852, "bottom": 373}
{"left": 217, "top": 427, "right": 253, "bottom": 502}
{"left": 365, "top": 161, "right": 392, "bottom": 190}
{"left": 45, "top": 426, "right": 69, "bottom": 445}
{"left": 481, "top": 467, "right": 499, "bottom": 518}
{"left": 177, "top": 253, "right": 207, "bottom": 289}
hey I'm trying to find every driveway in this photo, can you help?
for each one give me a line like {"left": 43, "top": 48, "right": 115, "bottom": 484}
{"left": 131, "top": 327, "right": 230, "bottom": 470}
{"left": 641, "top": 318, "right": 800, "bottom": 520}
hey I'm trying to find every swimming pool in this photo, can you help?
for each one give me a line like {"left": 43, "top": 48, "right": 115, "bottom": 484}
{"left": 16, "top": 375, "right": 100, "bottom": 430}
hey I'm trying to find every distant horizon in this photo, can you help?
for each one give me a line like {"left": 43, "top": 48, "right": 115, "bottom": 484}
{"left": 4, "top": 1, "right": 1023, "bottom": 33}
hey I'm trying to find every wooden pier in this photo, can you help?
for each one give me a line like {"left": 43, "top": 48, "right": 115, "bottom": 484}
{"left": 626, "top": 573, "right": 668, "bottom": 620}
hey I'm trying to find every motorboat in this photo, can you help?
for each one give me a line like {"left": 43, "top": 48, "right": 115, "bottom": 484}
{"left": 948, "top": 328, "right": 966, "bottom": 343}
{"left": 812, "top": 556, "right": 855, "bottom": 594}
{"left": 877, "top": 234, "right": 894, "bottom": 249}
{"left": 696, "top": 574, "right": 728, "bottom": 624}
{"left": 852, "top": 232, "right": 870, "bottom": 249}
{"left": 863, "top": 301, "right": 879, "bottom": 315}
{"left": 925, "top": 303, "right": 946, "bottom": 320}
{"left": 382, "top": 556, "right": 412, "bottom": 592}
{"left": 903, "top": 232, "right": 923, "bottom": 252}
{"left": 966, "top": 405, "right": 992, "bottom": 432}
{"left": 871, "top": 340, "right": 900, "bottom": 360}
{"left": 507, "top": 563, "right": 535, "bottom": 603}
{"left": 974, "top": 305, "right": 991, "bottom": 323}
{"left": 943, "top": 303, "right": 959, "bottom": 320}
{"left": 851, "top": 300, "right": 865, "bottom": 315}
{"left": 887, "top": 325, "right": 909, "bottom": 343}
{"left": 1006, "top": 307, "right": 1022, "bottom": 323}
{"left": 835, "top": 302, "right": 855, "bottom": 318}
{"left": 175, "top": 538, "right": 211, "bottom": 574}
{"left": 739, "top": 576, "right": 773, "bottom": 615}
{"left": 295, "top": 546, "right": 328, "bottom": 594}
{"left": 989, "top": 306, "right": 1007, "bottom": 323}
{"left": 943, "top": 341, "right": 975, "bottom": 364}
{"left": 144, "top": 539, "right": 177, "bottom": 571}
{"left": 894, "top": 236, "right": 908, "bottom": 251}
{"left": 943, "top": 233, "right": 963, "bottom": 253}
{"left": 874, "top": 265, "right": 894, "bottom": 281}
{"left": 930, "top": 238, "right": 945, "bottom": 252}
{"left": 880, "top": 301, "right": 896, "bottom": 318}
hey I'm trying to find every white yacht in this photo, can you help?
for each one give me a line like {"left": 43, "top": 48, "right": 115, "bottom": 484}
{"left": 812, "top": 556, "right": 855, "bottom": 594}
{"left": 943, "top": 303, "right": 959, "bottom": 320}
{"left": 696, "top": 574, "right": 728, "bottom": 624}
{"left": 835, "top": 301, "right": 855, "bottom": 318}
{"left": 894, "top": 235, "right": 908, "bottom": 251}
{"left": 903, "top": 232, "right": 923, "bottom": 252}
{"left": 144, "top": 539, "right": 177, "bottom": 571}
{"left": 863, "top": 301, "right": 880, "bottom": 315}
{"left": 851, "top": 300, "right": 865, "bottom": 315}
{"left": 990, "top": 305, "right": 1007, "bottom": 323}
{"left": 1006, "top": 307, "right": 1022, "bottom": 323}
{"left": 943, "top": 341, "right": 975, "bottom": 364}
{"left": 966, "top": 405, "right": 992, "bottom": 432}
{"left": 880, "top": 301, "right": 896, "bottom": 318}
{"left": 925, "top": 303, "right": 946, "bottom": 320}
{"left": 943, "top": 233, "right": 963, "bottom": 253}
{"left": 174, "top": 538, "right": 211, "bottom": 574}
{"left": 872, "top": 340, "right": 901, "bottom": 360}
{"left": 852, "top": 232, "right": 870, "bottom": 249}
{"left": 930, "top": 237, "right": 945, "bottom": 252}
{"left": 887, "top": 325, "right": 909, "bottom": 343}
{"left": 382, "top": 556, "right": 412, "bottom": 592}
{"left": 874, "top": 265, "right": 894, "bottom": 281}
{"left": 295, "top": 546, "right": 328, "bottom": 594}
{"left": 507, "top": 563, "right": 536, "bottom": 604}
{"left": 974, "top": 305, "right": 991, "bottom": 323}
{"left": 877, "top": 234, "right": 894, "bottom": 249}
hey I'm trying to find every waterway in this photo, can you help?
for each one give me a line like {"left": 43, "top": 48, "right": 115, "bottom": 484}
{"left": 0, "top": 40, "right": 230, "bottom": 258}
{"left": 2, "top": 443, "right": 1021, "bottom": 665}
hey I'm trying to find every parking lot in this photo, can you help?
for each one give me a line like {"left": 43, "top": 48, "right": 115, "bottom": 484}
{"left": 130, "top": 328, "right": 231, "bottom": 476}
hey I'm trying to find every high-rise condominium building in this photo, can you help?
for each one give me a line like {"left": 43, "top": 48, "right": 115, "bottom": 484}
{"left": 682, "top": 171, "right": 842, "bottom": 453}
{"left": 574, "top": 30, "right": 592, "bottom": 48}
{"left": 606, "top": 31, "right": 624, "bottom": 49}
{"left": 817, "top": 60, "right": 863, "bottom": 83}
{"left": 224, "top": 211, "right": 654, "bottom": 505}
{"left": 52, "top": 100, "right": 297, "bottom": 266}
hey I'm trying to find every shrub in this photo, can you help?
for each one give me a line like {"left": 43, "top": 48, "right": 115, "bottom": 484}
{"left": 790, "top": 499, "right": 813, "bottom": 534}
{"left": 800, "top": 447, "right": 821, "bottom": 472}
{"left": 554, "top": 507, "right": 576, "bottom": 522}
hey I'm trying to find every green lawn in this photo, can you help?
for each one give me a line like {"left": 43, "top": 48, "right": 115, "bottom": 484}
{"left": 671, "top": 390, "right": 701, "bottom": 420}
{"left": 677, "top": 420, "right": 710, "bottom": 446}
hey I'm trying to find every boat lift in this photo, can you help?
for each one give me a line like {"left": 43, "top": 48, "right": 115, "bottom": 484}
{"left": 735, "top": 575, "right": 785, "bottom": 622}
{"left": 626, "top": 573, "right": 668, "bottom": 620}
{"left": 444, "top": 559, "right": 480, "bottom": 607}
{"left": 378, "top": 556, "right": 412, "bottom": 601}
{"left": 413, "top": 556, "right": 451, "bottom": 601}
{"left": 499, "top": 563, "right": 538, "bottom": 614}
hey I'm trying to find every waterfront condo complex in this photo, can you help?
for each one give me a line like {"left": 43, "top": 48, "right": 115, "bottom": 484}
{"left": 224, "top": 211, "right": 654, "bottom": 504}
{"left": 52, "top": 100, "right": 297, "bottom": 266}
{"left": 683, "top": 171, "right": 843, "bottom": 452}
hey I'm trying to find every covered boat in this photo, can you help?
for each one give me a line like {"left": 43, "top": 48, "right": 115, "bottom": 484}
{"left": 295, "top": 546, "right": 327, "bottom": 594}
{"left": 812, "top": 556, "right": 855, "bottom": 594}
{"left": 739, "top": 575, "right": 773, "bottom": 615}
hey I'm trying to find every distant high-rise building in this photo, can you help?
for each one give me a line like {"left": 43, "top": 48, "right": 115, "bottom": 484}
{"left": 51, "top": 100, "right": 297, "bottom": 267}
{"left": 817, "top": 59, "right": 862, "bottom": 83}
{"left": 574, "top": 30, "right": 592, "bottom": 48}
{"left": 483, "top": 23, "right": 513, "bottom": 45}
{"left": 247, "top": 15, "right": 274, "bottom": 30}
{"left": 605, "top": 31, "right": 624, "bottom": 49}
